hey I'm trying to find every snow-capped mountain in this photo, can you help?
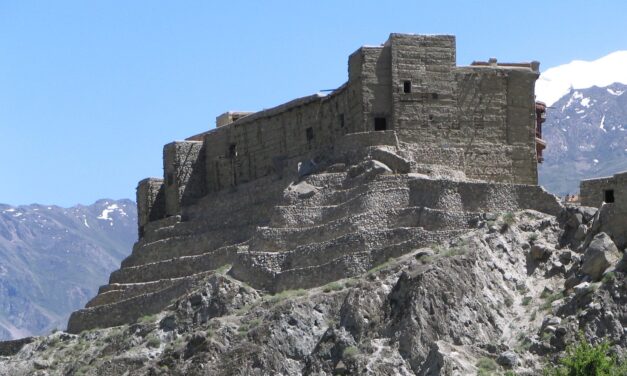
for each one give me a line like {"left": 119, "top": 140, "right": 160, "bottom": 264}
{"left": 0, "top": 199, "right": 136, "bottom": 340}
{"left": 535, "top": 50, "right": 627, "bottom": 196}
{"left": 536, "top": 50, "right": 627, "bottom": 106}
{"left": 538, "top": 82, "right": 627, "bottom": 196}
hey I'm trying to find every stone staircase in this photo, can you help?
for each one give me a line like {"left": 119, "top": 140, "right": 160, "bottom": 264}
{"left": 67, "top": 155, "right": 561, "bottom": 333}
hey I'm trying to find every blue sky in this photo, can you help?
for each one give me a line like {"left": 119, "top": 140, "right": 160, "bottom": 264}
{"left": 1, "top": 1, "right": 626, "bottom": 206}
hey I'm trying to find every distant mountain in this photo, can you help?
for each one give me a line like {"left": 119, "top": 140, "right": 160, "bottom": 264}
{"left": 534, "top": 50, "right": 627, "bottom": 196}
{"left": 538, "top": 82, "right": 627, "bottom": 196}
{"left": 0, "top": 199, "right": 136, "bottom": 340}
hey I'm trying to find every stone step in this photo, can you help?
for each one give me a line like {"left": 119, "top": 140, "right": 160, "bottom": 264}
{"left": 283, "top": 181, "right": 411, "bottom": 209}
{"left": 122, "top": 226, "right": 251, "bottom": 268}
{"left": 261, "top": 206, "right": 482, "bottom": 252}
{"left": 408, "top": 177, "right": 562, "bottom": 215}
{"left": 270, "top": 185, "right": 411, "bottom": 227}
{"left": 255, "top": 207, "right": 425, "bottom": 252}
{"left": 248, "top": 227, "right": 431, "bottom": 271}
{"left": 110, "top": 246, "right": 239, "bottom": 284}
{"left": 67, "top": 278, "right": 195, "bottom": 333}
{"left": 230, "top": 229, "right": 466, "bottom": 293}
{"left": 87, "top": 272, "right": 212, "bottom": 308}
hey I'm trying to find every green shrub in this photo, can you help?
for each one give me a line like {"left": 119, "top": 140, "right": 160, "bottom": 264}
{"left": 266, "top": 289, "right": 307, "bottom": 304}
{"left": 322, "top": 281, "right": 344, "bottom": 293}
{"left": 342, "top": 346, "right": 359, "bottom": 361}
{"left": 522, "top": 296, "right": 533, "bottom": 306}
{"left": 146, "top": 334, "right": 161, "bottom": 348}
{"left": 502, "top": 212, "right": 516, "bottom": 225}
{"left": 540, "top": 292, "right": 564, "bottom": 311}
{"left": 504, "top": 296, "right": 514, "bottom": 307}
{"left": 367, "top": 258, "right": 395, "bottom": 274}
{"left": 528, "top": 233, "right": 539, "bottom": 243}
{"left": 602, "top": 272, "right": 616, "bottom": 284}
{"left": 441, "top": 247, "right": 466, "bottom": 257}
{"left": 215, "top": 264, "right": 232, "bottom": 275}
{"left": 544, "top": 336, "right": 627, "bottom": 375}
{"left": 476, "top": 357, "right": 499, "bottom": 375}
{"left": 138, "top": 314, "right": 156, "bottom": 324}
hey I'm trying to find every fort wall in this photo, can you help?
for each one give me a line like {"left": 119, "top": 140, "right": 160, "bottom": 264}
{"left": 138, "top": 33, "right": 541, "bottom": 227}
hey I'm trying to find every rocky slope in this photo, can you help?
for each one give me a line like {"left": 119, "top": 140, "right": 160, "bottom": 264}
{"left": 539, "top": 82, "right": 627, "bottom": 196}
{"left": 0, "top": 205, "right": 624, "bottom": 375}
{"left": 0, "top": 200, "right": 137, "bottom": 340}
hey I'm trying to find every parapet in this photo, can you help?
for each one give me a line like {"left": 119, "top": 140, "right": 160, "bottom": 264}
{"left": 216, "top": 111, "right": 254, "bottom": 128}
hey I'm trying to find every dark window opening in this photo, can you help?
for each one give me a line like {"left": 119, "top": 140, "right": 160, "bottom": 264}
{"left": 403, "top": 80, "right": 412, "bottom": 93}
{"left": 431, "top": 93, "right": 439, "bottom": 100}
{"left": 604, "top": 189, "right": 615, "bottom": 203}
{"left": 374, "top": 117, "right": 387, "bottom": 131}
{"left": 339, "top": 113, "right": 345, "bottom": 128}
{"left": 228, "top": 143, "right": 237, "bottom": 158}
{"left": 306, "top": 127, "right": 314, "bottom": 142}
{"left": 428, "top": 114, "right": 434, "bottom": 121}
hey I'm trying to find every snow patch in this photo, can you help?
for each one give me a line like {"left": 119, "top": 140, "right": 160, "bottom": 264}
{"left": 607, "top": 88, "right": 625, "bottom": 96}
{"left": 97, "top": 204, "right": 119, "bottom": 221}
{"left": 593, "top": 159, "right": 599, "bottom": 164}
{"left": 83, "top": 217, "right": 90, "bottom": 228}
{"left": 580, "top": 97, "right": 591, "bottom": 107}
{"left": 600, "top": 115, "right": 606, "bottom": 132}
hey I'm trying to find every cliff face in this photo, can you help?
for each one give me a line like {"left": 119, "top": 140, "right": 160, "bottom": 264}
{"left": 1, "top": 204, "right": 625, "bottom": 375}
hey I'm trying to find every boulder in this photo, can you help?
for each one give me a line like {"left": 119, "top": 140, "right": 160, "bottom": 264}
{"left": 347, "top": 160, "right": 392, "bottom": 179}
{"left": 496, "top": 351, "right": 519, "bottom": 368}
{"left": 530, "top": 242, "right": 551, "bottom": 261}
{"left": 581, "top": 233, "right": 621, "bottom": 281}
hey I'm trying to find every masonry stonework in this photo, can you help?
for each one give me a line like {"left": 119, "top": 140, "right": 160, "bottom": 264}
{"left": 141, "top": 34, "right": 541, "bottom": 222}
{"left": 580, "top": 171, "right": 627, "bottom": 248}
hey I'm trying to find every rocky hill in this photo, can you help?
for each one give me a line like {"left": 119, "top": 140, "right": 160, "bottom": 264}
{"left": 539, "top": 83, "right": 627, "bottom": 196}
{"left": 0, "top": 203, "right": 624, "bottom": 375}
{"left": 0, "top": 200, "right": 137, "bottom": 340}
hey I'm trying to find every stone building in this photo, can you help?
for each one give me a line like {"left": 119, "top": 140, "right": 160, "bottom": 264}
{"left": 67, "top": 34, "right": 560, "bottom": 333}
{"left": 137, "top": 33, "right": 545, "bottom": 235}
{"left": 580, "top": 171, "right": 627, "bottom": 248}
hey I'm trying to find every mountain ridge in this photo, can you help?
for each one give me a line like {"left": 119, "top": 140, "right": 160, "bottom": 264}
{"left": 0, "top": 199, "right": 137, "bottom": 340}
{"left": 538, "top": 82, "right": 627, "bottom": 196}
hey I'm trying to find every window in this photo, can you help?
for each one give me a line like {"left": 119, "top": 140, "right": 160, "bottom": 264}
{"left": 228, "top": 144, "right": 237, "bottom": 158}
{"left": 431, "top": 93, "right": 439, "bottom": 100}
{"left": 306, "top": 127, "right": 314, "bottom": 142}
{"left": 339, "top": 113, "right": 345, "bottom": 128}
{"left": 403, "top": 80, "right": 412, "bottom": 93}
{"left": 604, "top": 189, "right": 615, "bottom": 203}
{"left": 374, "top": 117, "right": 387, "bottom": 131}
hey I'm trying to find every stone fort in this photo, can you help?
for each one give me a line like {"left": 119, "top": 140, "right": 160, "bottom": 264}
{"left": 68, "top": 34, "right": 560, "bottom": 333}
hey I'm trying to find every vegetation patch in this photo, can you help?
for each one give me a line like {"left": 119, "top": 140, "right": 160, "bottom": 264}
{"left": 602, "top": 272, "right": 616, "bottom": 284}
{"left": 322, "top": 281, "right": 344, "bottom": 293}
{"left": 145, "top": 333, "right": 161, "bottom": 348}
{"left": 367, "top": 258, "right": 395, "bottom": 274}
{"left": 342, "top": 346, "right": 359, "bottom": 361}
{"left": 543, "top": 336, "right": 627, "bottom": 375}
{"left": 265, "top": 289, "right": 307, "bottom": 304}
{"left": 540, "top": 291, "right": 564, "bottom": 311}
{"left": 476, "top": 357, "right": 499, "bottom": 375}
